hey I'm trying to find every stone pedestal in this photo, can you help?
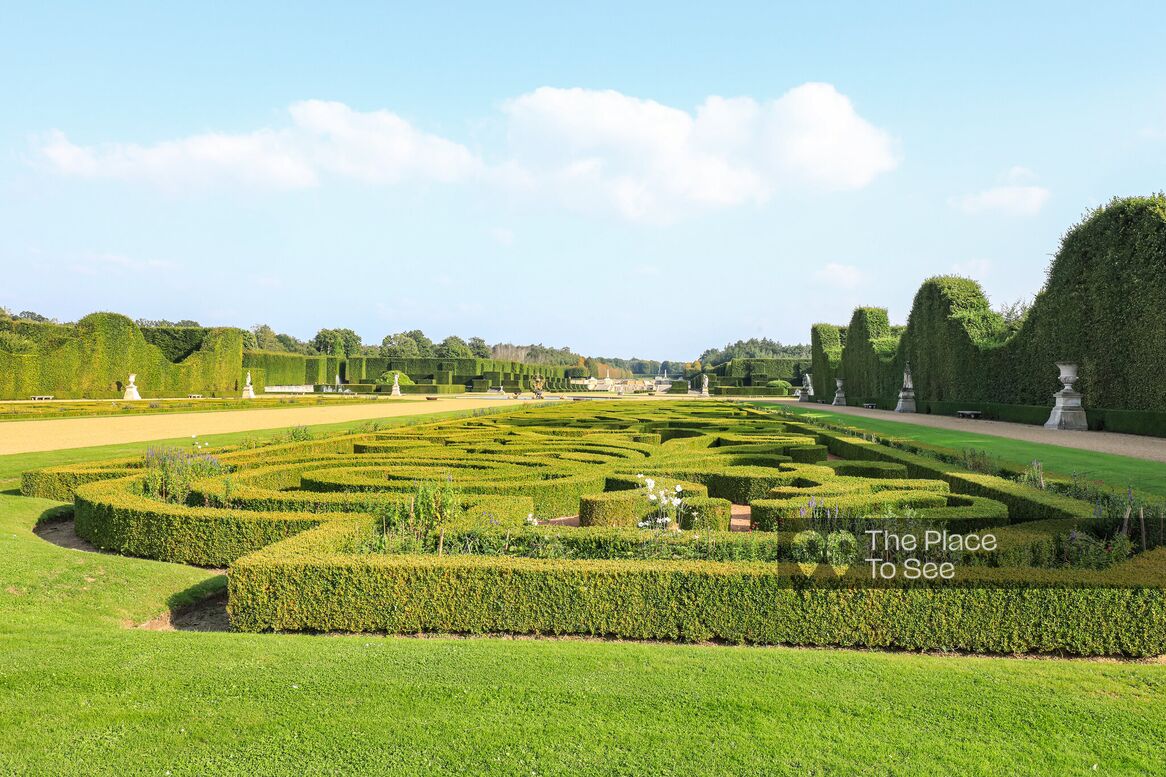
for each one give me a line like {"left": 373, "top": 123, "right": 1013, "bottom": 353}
{"left": 390, "top": 373, "right": 402, "bottom": 397}
{"left": 832, "top": 378, "right": 846, "bottom": 406}
{"left": 1044, "top": 362, "right": 1087, "bottom": 431}
{"left": 123, "top": 374, "right": 141, "bottom": 401}
{"left": 894, "top": 363, "right": 915, "bottom": 412}
{"left": 241, "top": 371, "right": 256, "bottom": 399}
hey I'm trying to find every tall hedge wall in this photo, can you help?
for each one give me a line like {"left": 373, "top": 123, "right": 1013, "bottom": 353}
{"left": 0, "top": 313, "right": 244, "bottom": 399}
{"left": 810, "top": 324, "right": 845, "bottom": 399}
{"left": 817, "top": 195, "right": 1166, "bottom": 417}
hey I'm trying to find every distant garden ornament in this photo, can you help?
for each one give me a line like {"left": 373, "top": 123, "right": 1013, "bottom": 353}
{"left": 241, "top": 371, "right": 256, "bottom": 400}
{"left": 390, "top": 372, "right": 402, "bottom": 397}
{"left": 1044, "top": 362, "right": 1088, "bottom": 431}
{"left": 799, "top": 373, "right": 814, "bottom": 402}
{"left": 123, "top": 373, "right": 141, "bottom": 401}
{"left": 700, "top": 373, "right": 710, "bottom": 397}
{"left": 894, "top": 362, "right": 916, "bottom": 413}
{"left": 832, "top": 378, "right": 846, "bottom": 406}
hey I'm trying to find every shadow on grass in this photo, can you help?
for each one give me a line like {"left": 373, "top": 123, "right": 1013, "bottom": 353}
{"left": 141, "top": 576, "right": 232, "bottom": 633}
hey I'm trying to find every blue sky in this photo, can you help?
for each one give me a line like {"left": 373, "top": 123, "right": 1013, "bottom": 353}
{"left": 2, "top": 2, "right": 1164, "bottom": 360}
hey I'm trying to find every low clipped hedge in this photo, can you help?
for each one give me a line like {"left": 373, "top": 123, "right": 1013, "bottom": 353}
{"left": 229, "top": 521, "right": 1166, "bottom": 655}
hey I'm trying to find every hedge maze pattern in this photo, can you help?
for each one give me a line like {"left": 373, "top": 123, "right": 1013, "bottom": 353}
{"left": 23, "top": 401, "right": 1166, "bottom": 655}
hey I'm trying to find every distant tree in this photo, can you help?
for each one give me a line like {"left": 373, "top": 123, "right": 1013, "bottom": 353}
{"left": 491, "top": 343, "right": 529, "bottom": 362}
{"left": 698, "top": 337, "right": 810, "bottom": 365}
{"left": 275, "top": 333, "right": 315, "bottom": 354}
{"left": 312, "top": 328, "right": 362, "bottom": 358}
{"left": 19, "top": 311, "right": 52, "bottom": 323}
{"left": 467, "top": 336, "right": 492, "bottom": 358}
{"left": 251, "top": 324, "right": 284, "bottom": 351}
{"left": 174, "top": 319, "right": 201, "bottom": 327}
{"left": 401, "top": 329, "right": 436, "bottom": 358}
{"left": 997, "top": 298, "right": 1032, "bottom": 333}
{"left": 242, "top": 329, "right": 258, "bottom": 350}
{"left": 435, "top": 335, "right": 473, "bottom": 359}
{"left": 381, "top": 333, "right": 421, "bottom": 359}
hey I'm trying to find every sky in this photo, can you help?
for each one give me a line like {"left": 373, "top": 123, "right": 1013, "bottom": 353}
{"left": 2, "top": 1, "right": 1165, "bottom": 361}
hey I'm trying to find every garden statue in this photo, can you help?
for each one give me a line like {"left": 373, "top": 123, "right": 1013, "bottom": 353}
{"left": 335, "top": 373, "right": 341, "bottom": 386}
{"left": 799, "top": 373, "right": 814, "bottom": 402}
{"left": 241, "top": 370, "right": 256, "bottom": 399}
{"left": 832, "top": 377, "right": 846, "bottom": 406}
{"left": 1044, "top": 362, "right": 1088, "bottom": 431}
{"left": 700, "top": 373, "right": 710, "bottom": 397}
{"left": 123, "top": 373, "right": 141, "bottom": 401}
{"left": 390, "top": 372, "right": 402, "bottom": 397}
{"left": 894, "top": 362, "right": 915, "bottom": 413}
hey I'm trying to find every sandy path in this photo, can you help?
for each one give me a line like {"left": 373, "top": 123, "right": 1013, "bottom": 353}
{"left": 752, "top": 399, "right": 1166, "bottom": 463}
{"left": 0, "top": 397, "right": 522, "bottom": 455}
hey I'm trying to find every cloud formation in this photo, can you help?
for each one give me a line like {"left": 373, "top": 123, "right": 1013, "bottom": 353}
{"left": 37, "top": 85, "right": 899, "bottom": 221}
{"left": 952, "top": 167, "right": 1050, "bottom": 216}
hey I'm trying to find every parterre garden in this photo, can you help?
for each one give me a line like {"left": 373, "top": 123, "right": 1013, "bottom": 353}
{"left": 23, "top": 400, "right": 1165, "bottom": 656}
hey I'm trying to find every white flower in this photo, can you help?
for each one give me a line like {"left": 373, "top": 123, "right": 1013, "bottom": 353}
{"left": 648, "top": 493, "right": 657, "bottom": 501}
{"left": 674, "top": 484, "right": 683, "bottom": 493}
{"left": 671, "top": 497, "right": 682, "bottom": 507}
{"left": 645, "top": 478, "right": 655, "bottom": 490}
{"left": 636, "top": 473, "right": 644, "bottom": 479}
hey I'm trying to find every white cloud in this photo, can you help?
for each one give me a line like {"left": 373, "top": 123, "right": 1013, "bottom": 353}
{"left": 41, "top": 129, "right": 317, "bottom": 190}
{"left": 952, "top": 167, "right": 1049, "bottom": 216}
{"left": 814, "top": 262, "right": 863, "bottom": 289}
{"left": 37, "top": 84, "right": 899, "bottom": 221}
{"left": 288, "top": 100, "right": 480, "bottom": 184}
{"left": 501, "top": 83, "right": 898, "bottom": 221}
{"left": 38, "top": 102, "right": 478, "bottom": 191}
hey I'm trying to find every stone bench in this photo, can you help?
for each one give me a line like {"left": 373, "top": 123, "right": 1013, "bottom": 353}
{"left": 862, "top": 403, "right": 877, "bottom": 409}
{"left": 187, "top": 394, "right": 203, "bottom": 399}
{"left": 30, "top": 395, "right": 54, "bottom": 401}
{"left": 956, "top": 410, "right": 983, "bottom": 419}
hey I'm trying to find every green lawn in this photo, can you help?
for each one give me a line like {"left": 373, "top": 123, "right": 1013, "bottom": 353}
{"left": 2, "top": 405, "right": 1165, "bottom": 774}
{"left": 1, "top": 494, "right": 1164, "bottom": 775}
{"left": 772, "top": 403, "right": 1166, "bottom": 498}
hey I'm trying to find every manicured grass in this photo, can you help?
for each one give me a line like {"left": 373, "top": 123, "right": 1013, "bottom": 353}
{"left": 773, "top": 404, "right": 1166, "bottom": 498}
{"left": 1, "top": 493, "right": 1164, "bottom": 775}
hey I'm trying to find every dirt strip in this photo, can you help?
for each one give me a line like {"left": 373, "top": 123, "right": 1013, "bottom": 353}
{"left": 0, "top": 396, "right": 527, "bottom": 455}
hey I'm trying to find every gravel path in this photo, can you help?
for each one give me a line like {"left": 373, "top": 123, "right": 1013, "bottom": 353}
{"left": 0, "top": 396, "right": 526, "bottom": 455}
{"left": 754, "top": 400, "right": 1166, "bottom": 463}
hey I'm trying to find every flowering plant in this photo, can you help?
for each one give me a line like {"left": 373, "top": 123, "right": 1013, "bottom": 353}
{"left": 635, "top": 474, "right": 685, "bottom": 530}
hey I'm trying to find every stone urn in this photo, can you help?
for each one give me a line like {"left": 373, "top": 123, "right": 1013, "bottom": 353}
{"left": 832, "top": 378, "right": 846, "bottom": 406}
{"left": 1055, "top": 362, "right": 1079, "bottom": 391}
{"left": 1044, "top": 362, "right": 1087, "bottom": 431}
